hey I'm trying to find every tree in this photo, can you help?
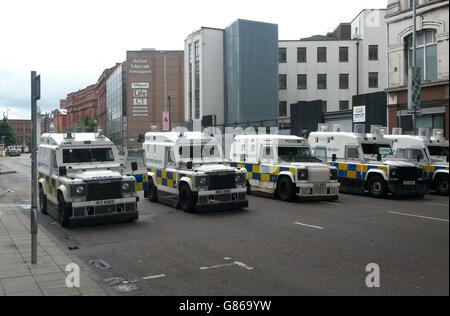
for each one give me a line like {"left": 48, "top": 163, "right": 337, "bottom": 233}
{"left": 0, "top": 117, "right": 17, "bottom": 146}
{"left": 83, "top": 116, "right": 98, "bottom": 132}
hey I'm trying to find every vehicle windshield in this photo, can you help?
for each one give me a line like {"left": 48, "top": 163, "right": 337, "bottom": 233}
{"left": 396, "top": 148, "right": 425, "bottom": 161}
{"left": 178, "top": 144, "right": 222, "bottom": 162}
{"left": 63, "top": 148, "right": 115, "bottom": 164}
{"left": 428, "top": 146, "right": 448, "bottom": 157}
{"left": 124, "top": 150, "right": 145, "bottom": 170}
{"left": 277, "top": 147, "right": 320, "bottom": 163}
{"left": 361, "top": 143, "right": 393, "bottom": 156}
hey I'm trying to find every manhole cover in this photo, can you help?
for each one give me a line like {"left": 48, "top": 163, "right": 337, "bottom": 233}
{"left": 112, "top": 283, "right": 138, "bottom": 293}
{"left": 88, "top": 259, "right": 111, "bottom": 270}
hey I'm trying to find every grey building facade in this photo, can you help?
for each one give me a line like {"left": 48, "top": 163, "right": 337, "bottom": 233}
{"left": 225, "top": 19, "right": 279, "bottom": 126}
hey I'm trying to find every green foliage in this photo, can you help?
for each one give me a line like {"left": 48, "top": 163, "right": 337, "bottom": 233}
{"left": 0, "top": 117, "right": 17, "bottom": 146}
{"left": 83, "top": 116, "right": 98, "bottom": 133}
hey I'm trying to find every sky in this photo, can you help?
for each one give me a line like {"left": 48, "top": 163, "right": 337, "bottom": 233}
{"left": 0, "top": 0, "right": 388, "bottom": 119}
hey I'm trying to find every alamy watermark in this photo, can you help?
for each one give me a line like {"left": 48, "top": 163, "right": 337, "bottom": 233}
{"left": 65, "top": 263, "right": 80, "bottom": 288}
{"left": 365, "top": 263, "right": 380, "bottom": 288}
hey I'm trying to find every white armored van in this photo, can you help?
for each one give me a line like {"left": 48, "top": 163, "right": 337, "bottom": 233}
{"left": 385, "top": 128, "right": 448, "bottom": 195}
{"left": 229, "top": 134, "right": 340, "bottom": 202}
{"left": 143, "top": 132, "right": 248, "bottom": 212}
{"left": 308, "top": 125, "right": 427, "bottom": 198}
{"left": 38, "top": 131, "right": 139, "bottom": 227}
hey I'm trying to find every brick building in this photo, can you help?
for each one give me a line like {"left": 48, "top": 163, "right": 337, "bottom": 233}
{"left": 61, "top": 84, "right": 98, "bottom": 132}
{"left": 96, "top": 64, "right": 120, "bottom": 134}
{"left": 52, "top": 109, "right": 68, "bottom": 133}
{"left": 7, "top": 119, "right": 31, "bottom": 144}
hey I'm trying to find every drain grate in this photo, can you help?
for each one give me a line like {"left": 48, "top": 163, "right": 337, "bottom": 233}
{"left": 112, "top": 283, "right": 138, "bottom": 293}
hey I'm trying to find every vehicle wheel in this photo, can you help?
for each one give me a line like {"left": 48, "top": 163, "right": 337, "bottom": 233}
{"left": 435, "top": 175, "right": 449, "bottom": 195}
{"left": 277, "top": 176, "right": 296, "bottom": 202}
{"left": 148, "top": 179, "right": 158, "bottom": 202}
{"left": 179, "top": 184, "right": 196, "bottom": 212}
{"left": 367, "top": 175, "right": 387, "bottom": 198}
{"left": 57, "top": 193, "right": 71, "bottom": 228}
{"left": 39, "top": 186, "right": 48, "bottom": 215}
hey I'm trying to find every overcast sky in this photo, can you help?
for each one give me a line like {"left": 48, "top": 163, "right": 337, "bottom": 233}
{"left": 0, "top": 0, "right": 387, "bottom": 119}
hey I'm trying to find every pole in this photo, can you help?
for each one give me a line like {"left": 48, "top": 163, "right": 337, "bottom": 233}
{"left": 163, "top": 52, "right": 167, "bottom": 112}
{"left": 30, "top": 71, "right": 38, "bottom": 265}
{"left": 412, "top": 0, "right": 417, "bottom": 135}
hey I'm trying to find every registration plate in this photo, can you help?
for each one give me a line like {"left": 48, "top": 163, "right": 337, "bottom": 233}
{"left": 403, "top": 181, "right": 416, "bottom": 185}
{"left": 216, "top": 189, "right": 231, "bottom": 195}
{"left": 95, "top": 199, "right": 115, "bottom": 206}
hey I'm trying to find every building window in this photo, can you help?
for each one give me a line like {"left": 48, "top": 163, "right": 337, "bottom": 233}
{"left": 339, "top": 47, "right": 349, "bottom": 62}
{"left": 279, "top": 48, "right": 287, "bottom": 63}
{"left": 339, "top": 100, "right": 349, "bottom": 111}
{"left": 194, "top": 41, "right": 200, "bottom": 119}
{"left": 407, "top": 29, "right": 437, "bottom": 82}
{"left": 279, "top": 101, "right": 287, "bottom": 117}
{"left": 321, "top": 101, "right": 328, "bottom": 113}
{"left": 297, "top": 47, "right": 307, "bottom": 63}
{"left": 339, "top": 74, "right": 349, "bottom": 89}
{"left": 188, "top": 44, "right": 193, "bottom": 121}
{"left": 409, "top": 0, "right": 419, "bottom": 8}
{"left": 317, "top": 47, "right": 327, "bottom": 62}
{"left": 317, "top": 74, "right": 327, "bottom": 89}
{"left": 369, "top": 72, "right": 378, "bottom": 88}
{"left": 297, "top": 74, "right": 307, "bottom": 89}
{"left": 369, "top": 45, "right": 378, "bottom": 61}
{"left": 279, "top": 74, "right": 287, "bottom": 90}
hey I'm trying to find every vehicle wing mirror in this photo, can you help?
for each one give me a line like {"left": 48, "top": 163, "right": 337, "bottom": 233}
{"left": 417, "top": 155, "right": 421, "bottom": 163}
{"left": 332, "top": 154, "right": 337, "bottom": 162}
{"left": 59, "top": 166, "right": 67, "bottom": 177}
{"left": 131, "top": 162, "right": 138, "bottom": 172}
{"left": 377, "top": 154, "right": 382, "bottom": 161}
{"left": 186, "top": 161, "right": 193, "bottom": 170}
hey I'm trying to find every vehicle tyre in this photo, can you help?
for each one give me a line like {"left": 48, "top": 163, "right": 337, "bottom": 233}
{"left": 367, "top": 175, "right": 387, "bottom": 198}
{"left": 57, "top": 193, "right": 71, "bottom": 228}
{"left": 179, "top": 183, "right": 196, "bottom": 213}
{"left": 277, "top": 176, "right": 296, "bottom": 202}
{"left": 148, "top": 179, "right": 158, "bottom": 202}
{"left": 435, "top": 175, "right": 449, "bottom": 195}
{"left": 39, "top": 185, "right": 48, "bottom": 215}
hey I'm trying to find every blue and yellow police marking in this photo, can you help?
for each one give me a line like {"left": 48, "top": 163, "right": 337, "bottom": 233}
{"left": 133, "top": 173, "right": 149, "bottom": 192}
{"left": 422, "top": 165, "right": 449, "bottom": 179}
{"left": 134, "top": 169, "right": 178, "bottom": 191}
{"left": 39, "top": 172, "right": 66, "bottom": 197}
{"left": 328, "top": 162, "right": 388, "bottom": 181}
{"left": 230, "top": 163, "right": 295, "bottom": 183}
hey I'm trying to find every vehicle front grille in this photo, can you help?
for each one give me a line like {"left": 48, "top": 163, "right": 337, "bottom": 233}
{"left": 397, "top": 167, "right": 418, "bottom": 181}
{"left": 208, "top": 173, "right": 236, "bottom": 191}
{"left": 86, "top": 180, "right": 122, "bottom": 201}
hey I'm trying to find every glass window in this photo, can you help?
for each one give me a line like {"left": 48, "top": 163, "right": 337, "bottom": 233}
{"left": 279, "top": 101, "right": 287, "bottom": 117}
{"left": 407, "top": 29, "right": 437, "bottom": 81}
{"left": 361, "top": 144, "right": 393, "bottom": 155}
{"left": 369, "top": 72, "right": 378, "bottom": 88}
{"left": 317, "top": 47, "right": 327, "bottom": 62}
{"left": 278, "top": 147, "right": 316, "bottom": 163}
{"left": 314, "top": 147, "right": 327, "bottom": 162}
{"left": 322, "top": 101, "right": 328, "bottom": 113}
{"left": 317, "top": 74, "right": 327, "bottom": 89}
{"left": 63, "top": 148, "right": 115, "bottom": 164}
{"left": 339, "top": 74, "right": 349, "bottom": 89}
{"left": 428, "top": 146, "right": 449, "bottom": 157}
{"left": 346, "top": 147, "right": 360, "bottom": 160}
{"left": 279, "top": 48, "right": 287, "bottom": 63}
{"left": 396, "top": 148, "right": 406, "bottom": 159}
{"left": 51, "top": 150, "right": 58, "bottom": 169}
{"left": 369, "top": 45, "right": 378, "bottom": 61}
{"left": 279, "top": 74, "right": 287, "bottom": 90}
{"left": 297, "top": 74, "right": 307, "bottom": 89}
{"left": 339, "top": 101, "right": 349, "bottom": 111}
{"left": 339, "top": 47, "right": 349, "bottom": 62}
{"left": 297, "top": 47, "right": 307, "bottom": 63}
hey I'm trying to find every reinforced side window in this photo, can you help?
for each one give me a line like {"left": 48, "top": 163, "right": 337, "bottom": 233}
{"left": 396, "top": 149, "right": 406, "bottom": 159}
{"left": 314, "top": 147, "right": 327, "bottom": 162}
{"left": 262, "top": 146, "right": 274, "bottom": 161}
{"left": 346, "top": 146, "right": 360, "bottom": 160}
{"left": 51, "top": 150, "right": 58, "bottom": 170}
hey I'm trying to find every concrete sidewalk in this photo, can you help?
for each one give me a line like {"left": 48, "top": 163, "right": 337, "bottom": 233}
{"left": 0, "top": 195, "right": 112, "bottom": 296}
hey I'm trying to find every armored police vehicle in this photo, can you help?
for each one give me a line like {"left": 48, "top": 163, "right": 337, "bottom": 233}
{"left": 38, "top": 131, "right": 139, "bottom": 227}
{"left": 308, "top": 125, "right": 427, "bottom": 198}
{"left": 229, "top": 135, "right": 340, "bottom": 202}
{"left": 384, "top": 128, "right": 449, "bottom": 195}
{"left": 143, "top": 132, "right": 248, "bottom": 212}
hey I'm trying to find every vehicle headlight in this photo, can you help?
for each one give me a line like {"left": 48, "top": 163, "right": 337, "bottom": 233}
{"left": 70, "top": 184, "right": 87, "bottom": 197}
{"left": 297, "top": 168, "right": 309, "bottom": 181}
{"left": 196, "top": 176, "right": 209, "bottom": 187}
{"left": 330, "top": 168, "right": 338, "bottom": 180}
{"left": 235, "top": 172, "right": 246, "bottom": 185}
{"left": 390, "top": 168, "right": 398, "bottom": 178}
{"left": 121, "top": 181, "right": 135, "bottom": 193}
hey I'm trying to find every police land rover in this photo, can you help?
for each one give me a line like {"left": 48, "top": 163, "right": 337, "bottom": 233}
{"left": 229, "top": 135, "right": 340, "bottom": 202}
{"left": 143, "top": 132, "right": 248, "bottom": 212}
{"left": 308, "top": 124, "right": 427, "bottom": 198}
{"left": 385, "top": 128, "right": 449, "bottom": 195}
{"left": 38, "top": 131, "right": 139, "bottom": 227}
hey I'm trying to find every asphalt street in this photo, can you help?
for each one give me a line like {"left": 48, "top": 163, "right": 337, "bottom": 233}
{"left": 1, "top": 154, "right": 448, "bottom": 296}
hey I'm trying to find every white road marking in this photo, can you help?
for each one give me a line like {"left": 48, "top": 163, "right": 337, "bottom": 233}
{"left": 234, "top": 261, "right": 254, "bottom": 270}
{"left": 321, "top": 201, "right": 340, "bottom": 206}
{"left": 142, "top": 274, "right": 166, "bottom": 280}
{"left": 425, "top": 203, "right": 449, "bottom": 208}
{"left": 389, "top": 211, "right": 449, "bottom": 223}
{"left": 294, "top": 222, "right": 324, "bottom": 230}
{"left": 200, "top": 263, "right": 235, "bottom": 270}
